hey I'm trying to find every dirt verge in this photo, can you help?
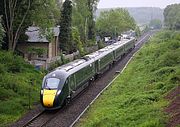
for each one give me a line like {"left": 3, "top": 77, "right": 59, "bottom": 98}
{"left": 165, "top": 86, "right": 180, "bottom": 127}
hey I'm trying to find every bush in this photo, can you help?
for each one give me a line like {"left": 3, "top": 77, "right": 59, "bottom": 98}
{"left": 0, "top": 64, "right": 7, "bottom": 74}
{"left": 0, "top": 87, "right": 16, "bottom": 100}
{"left": 0, "top": 51, "right": 34, "bottom": 73}
{"left": 86, "top": 40, "right": 97, "bottom": 47}
{"left": 0, "top": 51, "right": 44, "bottom": 126}
{"left": 97, "top": 40, "right": 105, "bottom": 49}
{"left": 48, "top": 60, "right": 62, "bottom": 71}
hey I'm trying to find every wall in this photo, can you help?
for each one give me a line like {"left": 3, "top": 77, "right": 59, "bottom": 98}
{"left": 17, "top": 42, "right": 49, "bottom": 59}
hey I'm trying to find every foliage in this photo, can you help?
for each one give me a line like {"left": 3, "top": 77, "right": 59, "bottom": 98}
{"left": 96, "top": 8, "right": 136, "bottom": 38}
{"left": 59, "top": 0, "right": 75, "bottom": 54}
{"left": 72, "top": 0, "right": 99, "bottom": 45}
{"left": 164, "top": 4, "right": 180, "bottom": 30}
{"left": 48, "top": 53, "right": 70, "bottom": 71}
{"left": 97, "top": 40, "right": 105, "bottom": 49}
{"left": 0, "top": 51, "right": 44, "bottom": 126}
{"left": 77, "top": 31, "right": 180, "bottom": 127}
{"left": 0, "top": 17, "right": 5, "bottom": 48}
{"left": 28, "top": 47, "right": 47, "bottom": 56}
{"left": 72, "top": 0, "right": 89, "bottom": 43}
{"left": 48, "top": 60, "right": 62, "bottom": 71}
{"left": 87, "top": 0, "right": 99, "bottom": 40}
{"left": 30, "top": 0, "right": 60, "bottom": 28}
{"left": 96, "top": 7, "right": 164, "bottom": 25}
{"left": 149, "top": 19, "right": 162, "bottom": 29}
{"left": 86, "top": 40, "right": 97, "bottom": 47}
{"left": 142, "top": 25, "right": 150, "bottom": 33}
{"left": 72, "top": 27, "right": 85, "bottom": 56}
{"left": 135, "top": 26, "right": 141, "bottom": 37}
{"left": 0, "top": 0, "right": 60, "bottom": 51}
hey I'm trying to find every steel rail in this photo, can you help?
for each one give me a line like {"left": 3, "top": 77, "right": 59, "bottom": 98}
{"left": 22, "top": 110, "right": 46, "bottom": 127}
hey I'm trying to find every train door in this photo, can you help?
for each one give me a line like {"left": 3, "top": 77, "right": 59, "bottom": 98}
{"left": 95, "top": 60, "right": 99, "bottom": 73}
{"left": 69, "top": 75, "right": 76, "bottom": 92}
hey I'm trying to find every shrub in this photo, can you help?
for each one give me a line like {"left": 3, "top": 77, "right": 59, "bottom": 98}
{"left": 0, "top": 51, "right": 34, "bottom": 73}
{"left": 97, "top": 40, "right": 105, "bottom": 49}
{"left": 0, "top": 51, "right": 44, "bottom": 126}
{"left": 0, "top": 64, "right": 7, "bottom": 74}
{"left": 48, "top": 60, "right": 62, "bottom": 71}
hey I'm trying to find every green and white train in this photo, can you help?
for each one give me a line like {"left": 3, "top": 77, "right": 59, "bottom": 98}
{"left": 40, "top": 38, "right": 135, "bottom": 109}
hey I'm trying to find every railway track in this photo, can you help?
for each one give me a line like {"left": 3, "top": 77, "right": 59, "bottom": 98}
{"left": 22, "top": 110, "right": 57, "bottom": 127}
{"left": 20, "top": 86, "right": 93, "bottom": 127}
{"left": 12, "top": 31, "right": 155, "bottom": 127}
{"left": 22, "top": 110, "right": 45, "bottom": 127}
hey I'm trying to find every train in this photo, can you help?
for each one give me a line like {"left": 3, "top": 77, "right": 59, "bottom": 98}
{"left": 40, "top": 37, "right": 135, "bottom": 109}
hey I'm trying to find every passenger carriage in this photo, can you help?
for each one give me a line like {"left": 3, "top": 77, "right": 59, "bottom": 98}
{"left": 40, "top": 37, "right": 135, "bottom": 109}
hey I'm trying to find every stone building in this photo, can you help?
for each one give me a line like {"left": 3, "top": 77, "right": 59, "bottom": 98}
{"left": 17, "top": 26, "right": 60, "bottom": 61}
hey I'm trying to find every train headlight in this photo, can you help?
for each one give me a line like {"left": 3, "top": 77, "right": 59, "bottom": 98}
{"left": 41, "top": 90, "right": 44, "bottom": 95}
{"left": 57, "top": 90, "right": 61, "bottom": 95}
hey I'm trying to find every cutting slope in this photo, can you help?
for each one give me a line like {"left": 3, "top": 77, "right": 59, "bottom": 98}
{"left": 77, "top": 30, "right": 180, "bottom": 127}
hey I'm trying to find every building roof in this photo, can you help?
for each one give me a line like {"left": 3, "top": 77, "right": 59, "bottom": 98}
{"left": 26, "top": 26, "right": 60, "bottom": 43}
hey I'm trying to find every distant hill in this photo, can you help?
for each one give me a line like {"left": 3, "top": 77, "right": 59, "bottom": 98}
{"left": 96, "top": 7, "right": 164, "bottom": 25}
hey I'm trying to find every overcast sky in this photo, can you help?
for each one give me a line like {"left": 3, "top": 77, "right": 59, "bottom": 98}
{"left": 97, "top": 0, "right": 180, "bottom": 9}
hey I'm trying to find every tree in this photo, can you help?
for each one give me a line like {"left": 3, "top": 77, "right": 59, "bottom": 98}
{"left": 59, "top": 0, "right": 74, "bottom": 54}
{"left": 72, "top": 0, "right": 99, "bottom": 44}
{"left": 72, "top": 0, "right": 89, "bottom": 43}
{"left": 96, "top": 9, "right": 136, "bottom": 38}
{"left": 0, "top": 0, "right": 60, "bottom": 51}
{"left": 149, "top": 19, "right": 162, "bottom": 29}
{"left": 164, "top": 4, "right": 180, "bottom": 30}
{"left": 0, "top": 17, "right": 5, "bottom": 48}
{"left": 87, "top": 0, "right": 99, "bottom": 40}
{"left": 72, "top": 27, "right": 84, "bottom": 55}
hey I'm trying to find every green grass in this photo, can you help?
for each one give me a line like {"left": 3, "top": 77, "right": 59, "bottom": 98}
{"left": 77, "top": 30, "right": 180, "bottom": 127}
{"left": 0, "top": 51, "right": 44, "bottom": 127}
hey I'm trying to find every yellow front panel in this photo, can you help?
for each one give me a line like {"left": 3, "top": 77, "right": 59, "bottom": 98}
{"left": 43, "top": 90, "right": 57, "bottom": 107}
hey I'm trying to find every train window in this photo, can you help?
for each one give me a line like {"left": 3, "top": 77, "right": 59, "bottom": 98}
{"left": 45, "top": 78, "right": 60, "bottom": 89}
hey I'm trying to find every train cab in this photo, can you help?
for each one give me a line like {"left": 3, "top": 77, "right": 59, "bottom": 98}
{"left": 40, "top": 71, "right": 69, "bottom": 109}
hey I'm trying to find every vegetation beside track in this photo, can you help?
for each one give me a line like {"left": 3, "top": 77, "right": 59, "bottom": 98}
{"left": 77, "top": 30, "right": 180, "bottom": 127}
{"left": 0, "top": 51, "right": 44, "bottom": 126}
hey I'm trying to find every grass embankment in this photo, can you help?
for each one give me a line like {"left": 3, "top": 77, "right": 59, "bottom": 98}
{"left": 0, "top": 51, "right": 44, "bottom": 126}
{"left": 78, "top": 31, "right": 180, "bottom": 127}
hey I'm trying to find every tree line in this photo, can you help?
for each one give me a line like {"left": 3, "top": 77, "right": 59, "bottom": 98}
{"left": 0, "top": 0, "right": 137, "bottom": 55}
{"left": 96, "top": 8, "right": 137, "bottom": 38}
{"left": 164, "top": 4, "right": 180, "bottom": 30}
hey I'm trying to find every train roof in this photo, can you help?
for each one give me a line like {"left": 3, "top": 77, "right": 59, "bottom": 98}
{"left": 46, "top": 37, "right": 135, "bottom": 79}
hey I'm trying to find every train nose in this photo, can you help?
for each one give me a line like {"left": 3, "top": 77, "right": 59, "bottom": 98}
{"left": 43, "top": 90, "right": 57, "bottom": 107}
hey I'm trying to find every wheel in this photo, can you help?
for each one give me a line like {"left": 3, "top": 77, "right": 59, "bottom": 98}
{"left": 64, "top": 95, "right": 71, "bottom": 106}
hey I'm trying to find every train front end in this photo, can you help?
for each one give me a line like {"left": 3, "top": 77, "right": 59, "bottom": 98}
{"left": 40, "top": 72, "right": 67, "bottom": 110}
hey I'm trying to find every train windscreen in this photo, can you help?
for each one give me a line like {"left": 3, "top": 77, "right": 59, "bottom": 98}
{"left": 45, "top": 78, "right": 60, "bottom": 89}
